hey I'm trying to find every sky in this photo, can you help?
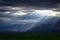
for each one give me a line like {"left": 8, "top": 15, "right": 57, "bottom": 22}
{"left": 0, "top": 0, "right": 60, "bottom": 32}
{"left": 0, "top": 0, "right": 60, "bottom": 7}
{"left": 0, "top": 6, "right": 60, "bottom": 32}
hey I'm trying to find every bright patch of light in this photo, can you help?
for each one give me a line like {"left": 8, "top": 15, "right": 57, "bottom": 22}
{"left": 11, "top": 7, "right": 20, "bottom": 10}
{"left": 11, "top": 11, "right": 27, "bottom": 15}
{"left": 4, "top": 11, "right": 10, "bottom": 14}
{"left": 12, "top": 8, "right": 16, "bottom": 10}
{"left": 34, "top": 10, "right": 57, "bottom": 16}
{"left": 35, "top": 10, "right": 47, "bottom": 12}
{"left": 53, "top": 12, "right": 60, "bottom": 16}
{"left": 48, "top": 13, "right": 56, "bottom": 16}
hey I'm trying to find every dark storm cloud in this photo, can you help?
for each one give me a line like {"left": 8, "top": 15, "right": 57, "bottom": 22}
{"left": 0, "top": 0, "right": 59, "bottom": 7}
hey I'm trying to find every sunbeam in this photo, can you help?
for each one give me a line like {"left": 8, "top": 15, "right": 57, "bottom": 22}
{"left": 0, "top": 6, "right": 60, "bottom": 32}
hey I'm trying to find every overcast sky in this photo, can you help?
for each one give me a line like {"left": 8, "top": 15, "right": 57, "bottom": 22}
{"left": 0, "top": 0, "right": 60, "bottom": 8}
